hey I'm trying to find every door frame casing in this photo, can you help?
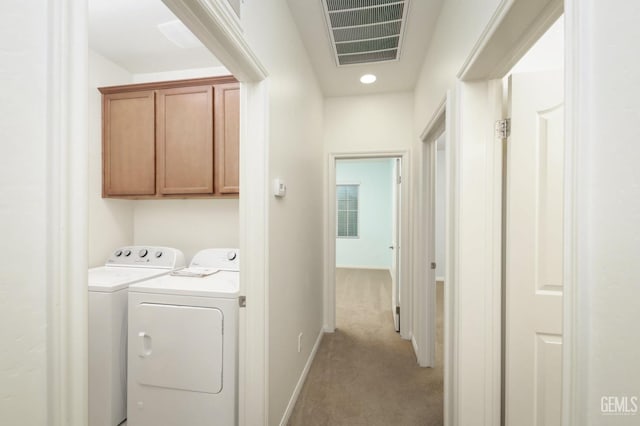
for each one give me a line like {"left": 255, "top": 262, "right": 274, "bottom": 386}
{"left": 415, "top": 97, "right": 445, "bottom": 370}
{"left": 417, "top": 93, "right": 460, "bottom": 425}
{"left": 391, "top": 157, "right": 402, "bottom": 331}
{"left": 325, "top": 151, "right": 412, "bottom": 341}
{"left": 451, "top": 79, "right": 505, "bottom": 426}
{"left": 450, "top": 0, "right": 570, "bottom": 425}
{"left": 47, "top": 1, "right": 89, "bottom": 424}
{"left": 44, "top": 0, "right": 272, "bottom": 423}
{"left": 159, "top": 1, "right": 271, "bottom": 425}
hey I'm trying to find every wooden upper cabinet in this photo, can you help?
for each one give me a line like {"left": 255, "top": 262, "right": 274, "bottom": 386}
{"left": 214, "top": 83, "right": 240, "bottom": 194}
{"left": 102, "top": 90, "right": 156, "bottom": 196}
{"left": 157, "top": 85, "right": 214, "bottom": 195}
{"left": 99, "top": 76, "right": 239, "bottom": 199}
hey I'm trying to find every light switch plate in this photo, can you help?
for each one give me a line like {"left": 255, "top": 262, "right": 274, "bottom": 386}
{"left": 273, "top": 178, "right": 287, "bottom": 197}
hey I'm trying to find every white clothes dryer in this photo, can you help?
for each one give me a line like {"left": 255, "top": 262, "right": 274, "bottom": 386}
{"left": 127, "top": 248, "right": 240, "bottom": 426}
{"left": 88, "top": 246, "right": 185, "bottom": 426}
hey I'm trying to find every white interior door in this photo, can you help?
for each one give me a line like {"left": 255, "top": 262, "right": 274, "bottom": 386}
{"left": 505, "top": 70, "right": 564, "bottom": 426}
{"left": 391, "top": 158, "right": 401, "bottom": 332}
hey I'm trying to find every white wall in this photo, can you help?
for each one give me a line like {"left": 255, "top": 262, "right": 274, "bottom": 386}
{"left": 131, "top": 65, "right": 230, "bottom": 83}
{"left": 336, "top": 159, "right": 394, "bottom": 269}
{"left": 133, "top": 199, "right": 239, "bottom": 262}
{"left": 413, "top": 0, "right": 501, "bottom": 128}
{"left": 241, "top": 1, "right": 325, "bottom": 424}
{"left": 571, "top": 1, "right": 640, "bottom": 424}
{"left": 325, "top": 92, "right": 414, "bottom": 153}
{"left": 88, "top": 50, "right": 135, "bottom": 267}
{"left": 435, "top": 142, "right": 446, "bottom": 280}
{"left": 0, "top": 3, "right": 49, "bottom": 423}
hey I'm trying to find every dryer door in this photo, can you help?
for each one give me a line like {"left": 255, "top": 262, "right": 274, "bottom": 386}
{"left": 133, "top": 303, "right": 223, "bottom": 394}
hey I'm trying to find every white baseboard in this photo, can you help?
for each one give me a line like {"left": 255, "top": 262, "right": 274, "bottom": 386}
{"left": 279, "top": 328, "right": 325, "bottom": 426}
{"left": 436, "top": 276, "right": 445, "bottom": 283}
{"left": 335, "top": 265, "right": 390, "bottom": 270}
{"left": 323, "top": 325, "right": 335, "bottom": 333}
{"left": 412, "top": 335, "right": 431, "bottom": 367}
{"left": 411, "top": 335, "right": 419, "bottom": 362}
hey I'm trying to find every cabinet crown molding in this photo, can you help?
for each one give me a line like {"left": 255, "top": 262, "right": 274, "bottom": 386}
{"left": 98, "top": 75, "right": 238, "bottom": 95}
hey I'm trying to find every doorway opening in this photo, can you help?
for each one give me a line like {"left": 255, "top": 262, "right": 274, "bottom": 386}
{"left": 302, "top": 151, "right": 444, "bottom": 424}
{"left": 85, "top": 1, "right": 269, "bottom": 425}
{"left": 425, "top": 130, "right": 447, "bottom": 368}
{"left": 325, "top": 151, "right": 410, "bottom": 341}
{"left": 500, "top": 15, "right": 565, "bottom": 426}
{"left": 451, "top": 1, "right": 565, "bottom": 423}
{"left": 334, "top": 157, "right": 402, "bottom": 333}
{"left": 316, "top": 248, "right": 443, "bottom": 425}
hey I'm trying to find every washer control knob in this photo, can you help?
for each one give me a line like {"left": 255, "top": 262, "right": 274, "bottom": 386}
{"left": 227, "top": 251, "right": 237, "bottom": 261}
{"left": 139, "top": 249, "right": 148, "bottom": 258}
{"left": 124, "top": 250, "right": 132, "bottom": 257}
{"left": 114, "top": 250, "right": 123, "bottom": 257}
{"left": 155, "top": 251, "right": 163, "bottom": 258}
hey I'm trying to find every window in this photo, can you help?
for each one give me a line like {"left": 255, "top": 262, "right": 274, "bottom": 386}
{"left": 337, "top": 184, "right": 359, "bottom": 238}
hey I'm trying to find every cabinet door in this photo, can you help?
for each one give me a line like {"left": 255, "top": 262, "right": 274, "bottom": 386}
{"left": 103, "top": 91, "right": 156, "bottom": 196}
{"left": 214, "top": 83, "right": 240, "bottom": 194}
{"left": 157, "top": 86, "right": 214, "bottom": 195}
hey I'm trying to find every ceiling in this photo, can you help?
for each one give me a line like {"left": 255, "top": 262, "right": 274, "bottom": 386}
{"left": 88, "top": 0, "right": 221, "bottom": 74}
{"left": 89, "top": 0, "right": 442, "bottom": 95}
{"left": 287, "top": 0, "right": 444, "bottom": 97}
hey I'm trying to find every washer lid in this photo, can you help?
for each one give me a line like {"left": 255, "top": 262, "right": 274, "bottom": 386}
{"left": 129, "top": 271, "right": 239, "bottom": 299}
{"left": 88, "top": 267, "right": 176, "bottom": 293}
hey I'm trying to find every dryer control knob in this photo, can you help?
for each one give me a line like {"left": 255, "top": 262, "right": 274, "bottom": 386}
{"left": 114, "top": 250, "right": 123, "bottom": 257}
{"left": 139, "top": 249, "right": 148, "bottom": 258}
{"left": 227, "top": 251, "right": 237, "bottom": 261}
{"left": 124, "top": 250, "right": 132, "bottom": 257}
{"left": 155, "top": 251, "right": 163, "bottom": 258}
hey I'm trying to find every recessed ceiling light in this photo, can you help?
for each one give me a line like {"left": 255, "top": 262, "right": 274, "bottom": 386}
{"left": 360, "top": 74, "right": 377, "bottom": 84}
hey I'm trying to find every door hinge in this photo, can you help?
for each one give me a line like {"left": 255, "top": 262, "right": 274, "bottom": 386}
{"left": 239, "top": 295, "right": 246, "bottom": 308}
{"left": 430, "top": 262, "right": 436, "bottom": 270}
{"left": 495, "top": 118, "right": 511, "bottom": 139}
{"left": 397, "top": 175, "right": 402, "bottom": 184}
{"left": 395, "top": 306, "right": 400, "bottom": 315}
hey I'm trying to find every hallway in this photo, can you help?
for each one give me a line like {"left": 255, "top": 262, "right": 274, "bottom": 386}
{"left": 288, "top": 268, "right": 443, "bottom": 426}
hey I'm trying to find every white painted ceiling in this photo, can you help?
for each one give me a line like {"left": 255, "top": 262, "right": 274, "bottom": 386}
{"left": 287, "top": 0, "right": 444, "bottom": 97}
{"left": 89, "top": 0, "right": 442, "bottom": 94}
{"left": 88, "top": 0, "right": 221, "bottom": 73}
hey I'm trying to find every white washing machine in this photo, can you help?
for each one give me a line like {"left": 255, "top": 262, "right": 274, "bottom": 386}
{"left": 127, "top": 248, "right": 240, "bottom": 426}
{"left": 88, "top": 246, "right": 185, "bottom": 426}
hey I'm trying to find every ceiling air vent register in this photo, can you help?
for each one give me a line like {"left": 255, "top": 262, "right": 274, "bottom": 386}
{"left": 322, "top": 0, "right": 409, "bottom": 66}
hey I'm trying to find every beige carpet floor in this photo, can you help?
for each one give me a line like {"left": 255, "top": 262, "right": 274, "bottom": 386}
{"left": 287, "top": 268, "right": 443, "bottom": 426}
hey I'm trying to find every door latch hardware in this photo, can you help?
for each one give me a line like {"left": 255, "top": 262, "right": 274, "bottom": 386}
{"left": 430, "top": 262, "right": 436, "bottom": 270}
{"left": 239, "top": 296, "right": 246, "bottom": 308}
